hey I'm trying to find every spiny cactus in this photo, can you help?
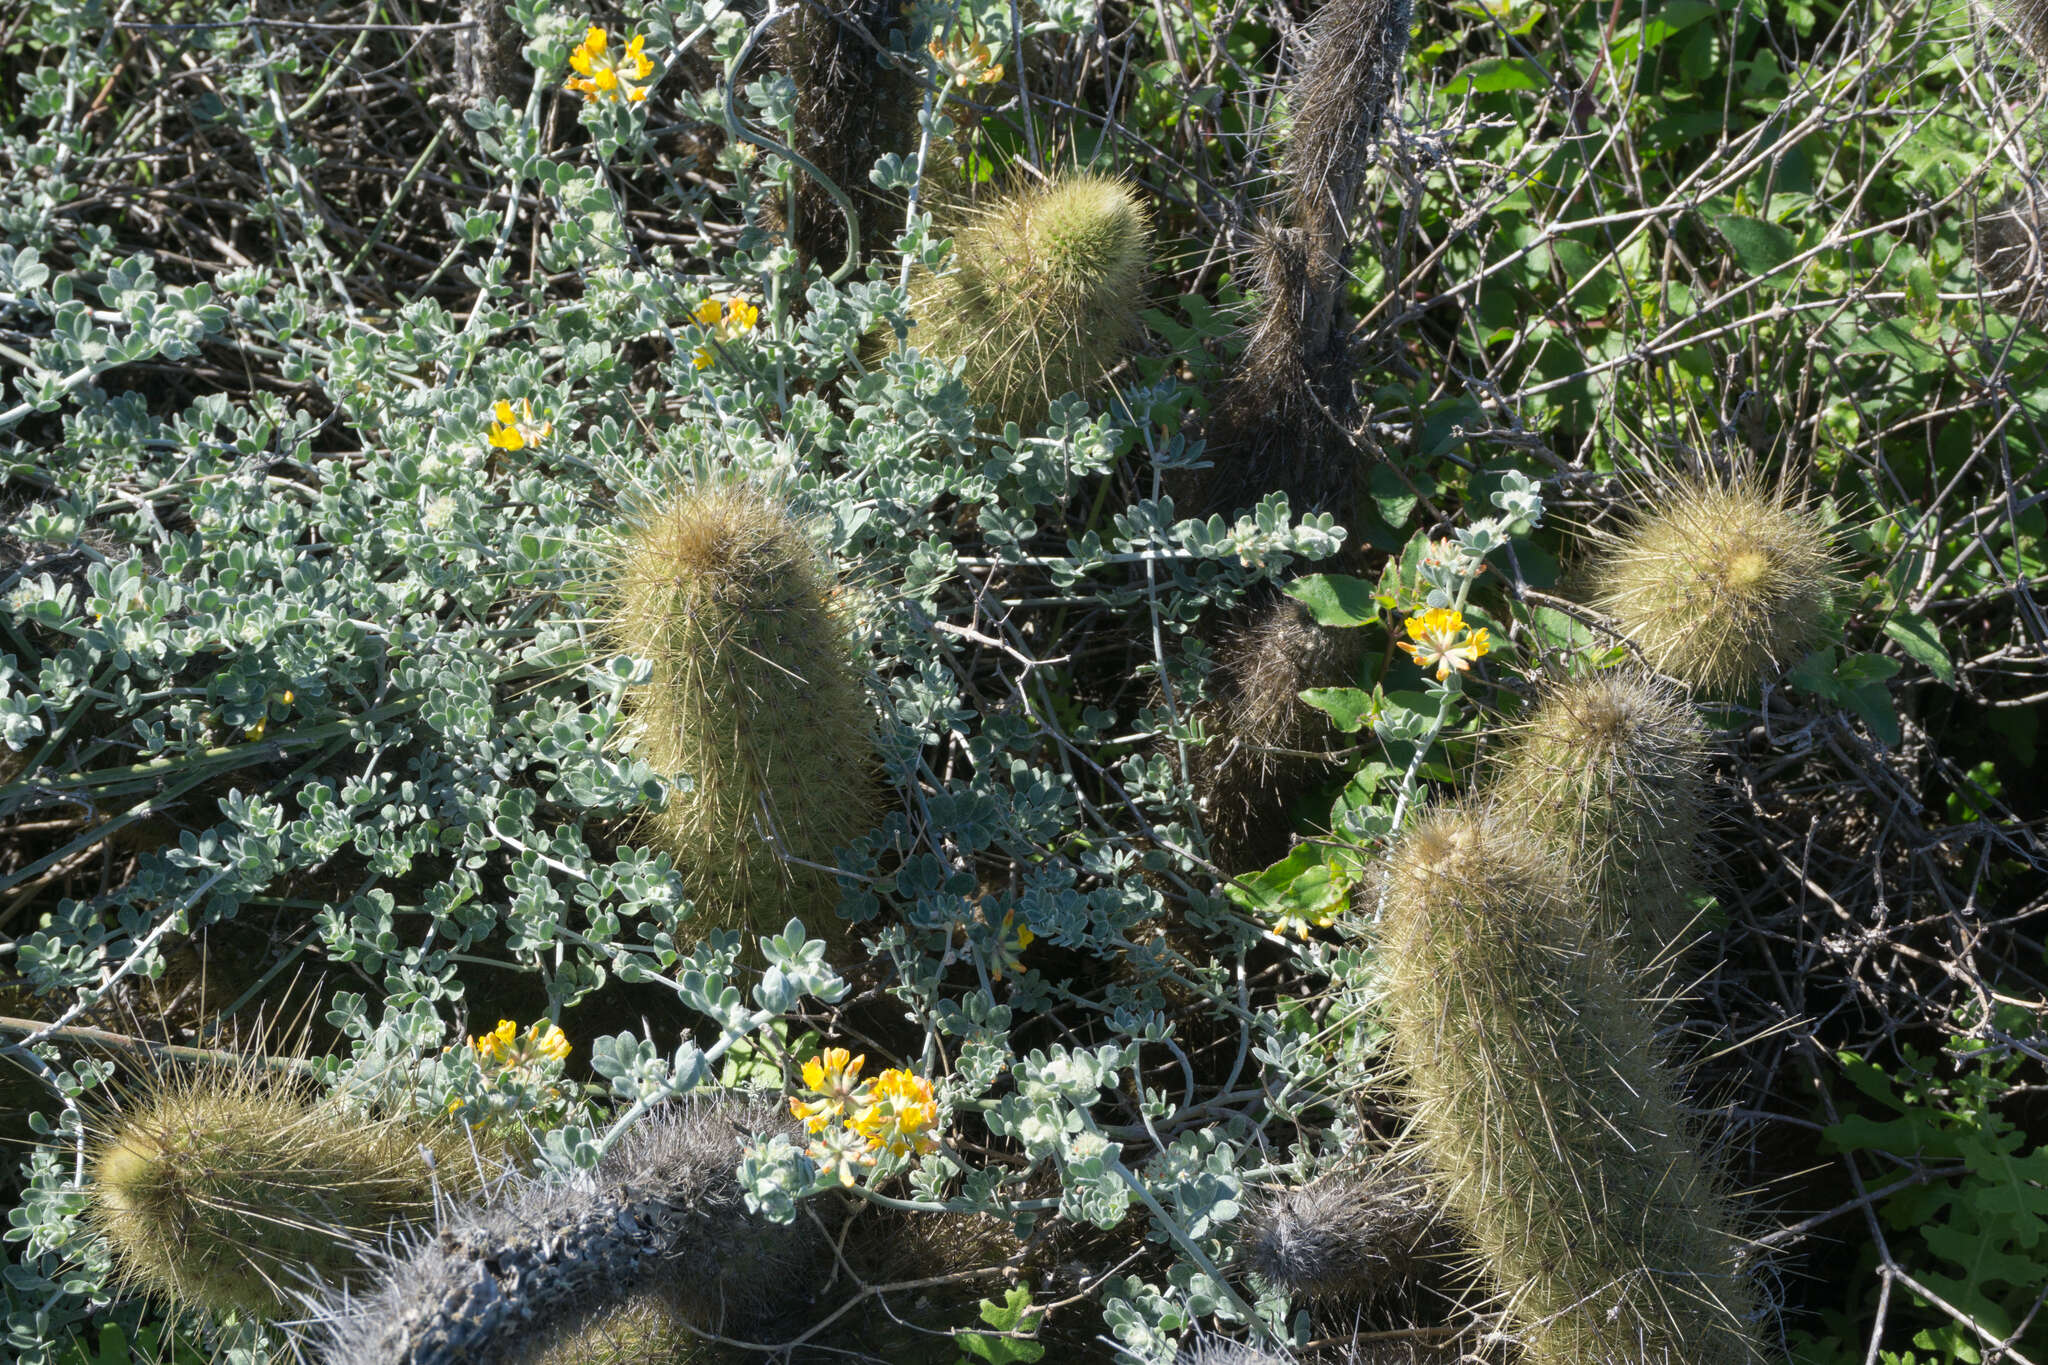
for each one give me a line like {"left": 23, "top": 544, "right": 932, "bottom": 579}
{"left": 610, "top": 484, "right": 879, "bottom": 937}
{"left": 907, "top": 171, "right": 1152, "bottom": 430}
{"left": 1488, "top": 669, "right": 1709, "bottom": 972}
{"left": 1974, "top": 190, "right": 2048, "bottom": 321}
{"left": 1375, "top": 805, "right": 1764, "bottom": 1365}
{"left": 319, "top": 1098, "right": 824, "bottom": 1365}
{"left": 1581, "top": 470, "right": 1837, "bottom": 696}
{"left": 1239, "top": 1164, "right": 1449, "bottom": 1304}
{"left": 1980, "top": 0, "right": 2048, "bottom": 65}
{"left": 1197, "top": 0, "right": 1412, "bottom": 521}
{"left": 776, "top": 0, "right": 916, "bottom": 267}
{"left": 1176, "top": 1340, "right": 1435, "bottom": 1365}
{"left": 512, "top": 1294, "right": 708, "bottom": 1365}
{"left": 1188, "top": 592, "right": 1364, "bottom": 871}
{"left": 86, "top": 1065, "right": 475, "bottom": 1320}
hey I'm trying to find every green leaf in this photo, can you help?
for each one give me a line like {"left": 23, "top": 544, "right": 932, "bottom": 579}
{"left": 1611, "top": 0, "right": 1718, "bottom": 57}
{"left": 1835, "top": 653, "right": 1903, "bottom": 687}
{"left": 1369, "top": 462, "right": 1420, "bottom": 528}
{"left": 1712, "top": 213, "right": 1798, "bottom": 276}
{"left": 1884, "top": 612, "right": 1955, "bottom": 684}
{"left": 958, "top": 1286, "right": 1047, "bottom": 1364}
{"left": 1788, "top": 647, "right": 1841, "bottom": 699}
{"left": 1836, "top": 659, "right": 1902, "bottom": 746}
{"left": 1848, "top": 319, "right": 1948, "bottom": 374}
{"left": 1445, "top": 57, "right": 1547, "bottom": 94}
{"left": 1375, "top": 532, "right": 1434, "bottom": 613}
{"left": 1284, "top": 574, "right": 1380, "bottom": 628}
{"left": 1223, "top": 844, "right": 1351, "bottom": 933}
{"left": 1301, "top": 685, "right": 1381, "bottom": 734}
{"left": 1374, "top": 689, "right": 1441, "bottom": 742}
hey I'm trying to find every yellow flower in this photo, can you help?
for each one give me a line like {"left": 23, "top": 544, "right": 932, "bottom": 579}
{"left": 849, "top": 1068, "right": 939, "bottom": 1157}
{"left": 565, "top": 26, "right": 655, "bottom": 103}
{"left": 471, "top": 1018, "right": 517, "bottom": 1065}
{"left": 927, "top": 33, "right": 1003, "bottom": 87}
{"left": 690, "top": 296, "right": 760, "bottom": 369}
{"left": 469, "top": 1018, "right": 571, "bottom": 1068}
{"left": 989, "top": 909, "right": 1034, "bottom": 981}
{"left": 527, "top": 1019, "right": 572, "bottom": 1062}
{"left": 487, "top": 398, "right": 552, "bottom": 451}
{"left": 1396, "top": 607, "right": 1491, "bottom": 681}
{"left": 788, "top": 1047, "right": 871, "bottom": 1134}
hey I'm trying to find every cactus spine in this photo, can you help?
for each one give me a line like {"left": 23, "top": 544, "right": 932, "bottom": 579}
{"left": 610, "top": 485, "right": 879, "bottom": 937}
{"left": 1489, "top": 669, "right": 1709, "bottom": 971}
{"left": 776, "top": 0, "right": 916, "bottom": 267}
{"left": 319, "top": 1099, "right": 823, "bottom": 1365}
{"left": 908, "top": 171, "right": 1152, "bottom": 431}
{"left": 1375, "top": 806, "right": 1763, "bottom": 1365}
{"left": 1189, "top": 593, "right": 1365, "bottom": 870}
{"left": 1176, "top": 1340, "right": 1433, "bottom": 1365}
{"left": 1239, "top": 1164, "right": 1448, "bottom": 1304}
{"left": 1582, "top": 471, "right": 1837, "bottom": 696}
{"left": 1197, "top": 0, "right": 1411, "bottom": 521}
{"left": 513, "top": 1295, "right": 709, "bottom": 1365}
{"left": 86, "top": 1065, "right": 472, "bottom": 1320}
{"left": 1974, "top": 190, "right": 2048, "bottom": 321}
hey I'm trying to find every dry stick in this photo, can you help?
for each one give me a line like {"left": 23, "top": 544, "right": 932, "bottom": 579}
{"left": 0, "top": 1015, "right": 313, "bottom": 1073}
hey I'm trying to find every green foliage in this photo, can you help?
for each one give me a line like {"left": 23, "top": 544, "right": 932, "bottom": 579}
{"left": 956, "top": 1285, "right": 1046, "bottom": 1364}
{"left": 0, "top": 0, "right": 2042, "bottom": 1363}
{"left": 1793, "top": 1008, "right": 2048, "bottom": 1364}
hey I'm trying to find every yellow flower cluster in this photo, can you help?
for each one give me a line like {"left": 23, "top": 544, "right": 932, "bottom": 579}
{"left": 1397, "top": 607, "right": 1491, "bottom": 681}
{"left": 788, "top": 1047, "right": 940, "bottom": 1186}
{"left": 928, "top": 33, "right": 1003, "bottom": 87}
{"left": 691, "top": 296, "right": 760, "bottom": 370}
{"left": 564, "top": 26, "right": 654, "bottom": 103}
{"left": 448, "top": 1019, "right": 572, "bottom": 1115}
{"left": 470, "top": 1018, "right": 572, "bottom": 1068}
{"left": 487, "top": 398, "right": 552, "bottom": 451}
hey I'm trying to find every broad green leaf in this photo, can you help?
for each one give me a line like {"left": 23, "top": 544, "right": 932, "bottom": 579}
{"left": 1369, "top": 462, "right": 1420, "bottom": 528}
{"left": 1848, "top": 319, "right": 1948, "bottom": 374}
{"left": 1445, "top": 57, "right": 1546, "bottom": 93}
{"left": 1611, "top": 0, "right": 1719, "bottom": 58}
{"left": 1284, "top": 574, "right": 1380, "bottom": 628}
{"left": 1223, "top": 844, "right": 1351, "bottom": 935}
{"left": 1712, "top": 213, "right": 1798, "bottom": 276}
{"left": 1836, "top": 653, "right": 1904, "bottom": 687}
{"left": 1301, "top": 685, "right": 1380, "bottom": 733}
{"left": 1884, "top": 613, "right": 1955, "bottom": 684}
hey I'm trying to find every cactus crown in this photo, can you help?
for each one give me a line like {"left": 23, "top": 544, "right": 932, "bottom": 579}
{"left": 909, "top": 171, "right": 1152, "bottom": 430}
{"left": 1975, "top": 190, "right": 2048, "bottom": 321}
{"left": 1239, "top": 1165, "right": 1446, "bottom": 1303}
{"left": 609, "top": 484, "right": 879, "bottom": 936}
{"left": 1489, "top": 669, "right": 1708, "bottom": 969}
{"left": 87, "top": 1064, "right": 472, "bottom": 1320}
{"left": 1582, "top": 471, "right": 1837, "bottom": 696}
{"left": 1375, "top": 804, "right": 1763, "bottom": 1365}
{"left": 511, "top": 1296, "right": 707, "bottom": 1365}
